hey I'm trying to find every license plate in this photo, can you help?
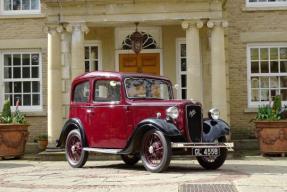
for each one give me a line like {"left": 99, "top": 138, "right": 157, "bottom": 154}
{"left": 192, "top": 148, "right": 220, "bottom": 156}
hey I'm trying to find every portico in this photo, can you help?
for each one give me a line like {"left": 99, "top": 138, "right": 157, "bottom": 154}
{"left": 45, "top": 0, "right": 229, "bottom": 146}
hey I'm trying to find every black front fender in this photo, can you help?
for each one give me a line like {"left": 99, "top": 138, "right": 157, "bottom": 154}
{"left": 202, "top": 118, "right": 230, "bottom": 142}
{"left": 56, "top": 118, "right": 88, "bottom": 148}
{"left": 121, "top": 118, "right": 184, "bottom": 154}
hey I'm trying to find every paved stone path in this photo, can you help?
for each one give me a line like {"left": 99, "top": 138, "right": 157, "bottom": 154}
{"left": 0, "top": 159, "right": 287, "bottom": 192}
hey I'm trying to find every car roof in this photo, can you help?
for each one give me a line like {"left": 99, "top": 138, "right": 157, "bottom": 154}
{"left": 74, "top": 71, "right": 170, "bottom": 81}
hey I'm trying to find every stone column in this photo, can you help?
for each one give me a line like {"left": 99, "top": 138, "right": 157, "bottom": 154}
{"left": 207, "top": 20, "right": 229, "bottom": 122}
{"left": 47, "top": 25, "right": 63, "bottom": 147}
{"left": 182, "top": 20, "right": 203, "bottom": 102}
{"left": 66, "top": 23, "right": 89, "bottom": 79}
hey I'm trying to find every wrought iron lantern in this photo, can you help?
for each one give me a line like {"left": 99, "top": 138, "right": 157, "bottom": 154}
{"left": 130, "top": 22, "right": 143, "bottom": 54}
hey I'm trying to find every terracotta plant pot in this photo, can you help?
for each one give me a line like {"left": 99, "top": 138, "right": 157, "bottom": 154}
{"left": 255, "top": 121, "right": 287, "bottom": 156}
{"left": 37, "top": 139, "right": 48, "bottom": 151}
{"left": 0, "top": 124, "right": 29, "bottom": 158}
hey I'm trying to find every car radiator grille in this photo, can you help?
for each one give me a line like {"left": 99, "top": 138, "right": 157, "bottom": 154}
{"left": 186, "top": 105, "right": 202, "bottom": 142}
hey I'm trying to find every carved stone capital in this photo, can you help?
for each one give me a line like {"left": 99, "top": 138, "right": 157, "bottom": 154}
{"left": 44, "top": 24, "right": 64, "bottom": 35}
{"left": 66, "top": 23, "right": 89, "bottom": 34}
{"left": 181, "top": 20, "right": 204, "bottom": 30}
{"left": 207, "top": 20, "right": 229, "bottom": 29}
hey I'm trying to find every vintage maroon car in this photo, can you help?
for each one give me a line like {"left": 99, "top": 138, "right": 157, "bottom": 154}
{"left": 57, "top": 71, "right": 233, "bottom": 173}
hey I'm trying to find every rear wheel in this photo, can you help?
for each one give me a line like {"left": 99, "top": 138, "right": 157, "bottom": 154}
{"left": 121, "top": 153, "right": 140, "bottom": 165}
{"left": 196, "top": 137, "right": 227, "bottom": 170}
{"left": 141, "top": 129, "right": 171, "bottom": 173}
{"left": 65, "top": 129, "right": 88, "bottom": 168}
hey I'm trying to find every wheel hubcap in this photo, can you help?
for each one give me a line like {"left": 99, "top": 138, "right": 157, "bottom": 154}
{"left": 143, "top": 133, "right": 164, "bottom": 167}
{"left": 67, "top": 134, "right": 82, "bottom": 163}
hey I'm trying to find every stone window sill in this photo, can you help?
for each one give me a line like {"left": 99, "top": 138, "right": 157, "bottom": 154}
{"left": 0, "top": 14, "right": 46, "bottom": 19}
{"left": 244, "top": 108, "right": 258, "bottom": 113}
{"left": 242, "top": 6, "right": 287, "bottom": 12}
{"left": 24, "top": 111, "right": 47, "bottom": 117}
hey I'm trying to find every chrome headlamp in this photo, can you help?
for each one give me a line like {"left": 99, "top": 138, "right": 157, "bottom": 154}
{"left": 166, "top": 106, "right": 179, "bottom": 119}
{"left": 208, "top": 108, "right": 220, "bottom": 120}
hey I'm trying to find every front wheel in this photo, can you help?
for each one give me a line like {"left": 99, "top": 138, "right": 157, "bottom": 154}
{"left": 141, "top": 129, "right": 172, "bottom": 173}
{"left": 196, "top": 137, "right": 227, "bottom": 170}
{"left": 65, "top": 129, "right": 88, "bottom": 168}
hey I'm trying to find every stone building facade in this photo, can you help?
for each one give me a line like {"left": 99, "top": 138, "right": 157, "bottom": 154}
{"left": 0, "top": 0, "right": 286, "bottom": 145}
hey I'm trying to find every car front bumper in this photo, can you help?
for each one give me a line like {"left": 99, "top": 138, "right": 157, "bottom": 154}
{"left": 171, "top": 142, "right": 234, "bottom": 152}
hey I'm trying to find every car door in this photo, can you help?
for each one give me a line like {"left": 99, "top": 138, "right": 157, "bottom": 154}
{"left": 88, "top": 78, "right": 129, "bottom": 149}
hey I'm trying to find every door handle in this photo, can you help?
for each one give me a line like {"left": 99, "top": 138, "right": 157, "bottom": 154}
{"left": 86, "top": 109, "right": 94, "bottom": 114}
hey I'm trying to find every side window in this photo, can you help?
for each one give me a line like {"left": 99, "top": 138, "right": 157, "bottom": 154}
{"left": 94, "top": 80, "right": 121, "bottom": 102}
{"left": 73, "top": 81, "right": 90, "bottom": 102}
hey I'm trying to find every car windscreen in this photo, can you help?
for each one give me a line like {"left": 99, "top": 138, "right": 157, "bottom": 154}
{"left": 124, "top": 78, "right": 172, "bottom": 100}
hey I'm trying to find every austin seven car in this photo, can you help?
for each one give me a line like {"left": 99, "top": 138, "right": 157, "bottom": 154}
{"left": 56, "top": 71, "right": 233, "bottom": 173}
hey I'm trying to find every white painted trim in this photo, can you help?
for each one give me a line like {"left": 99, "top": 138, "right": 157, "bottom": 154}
{"left": 0, "top": 0, "right": 41, "bottom": 15}
{"left": 246, "top": 0, "right": 287, "bottom": 8}
{"left": 115, "top": 49, "right": 163, "bottom": 76}
{"left": 84, "top": 40, "right": 103, "bottom": 71}
{"left": 0, "top": 51, "right": 43, "bottom": 112}
{"left": 176, "top": 38, "right": 186, "bottom": 100}
{"left": 247, "top": 43, "right": 287, "bottom": 108}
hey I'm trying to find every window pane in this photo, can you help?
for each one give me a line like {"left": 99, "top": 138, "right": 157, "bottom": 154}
{"left": 22, "top": 54, "right": 30, "bottom": 65}
{"left": 32, "top": 94, "right": 40, "bottom": 105}
{"left": 251, "top": 61, "right": 259, "bottom": 73}
{"left": 14, "top": 82, "right": 22, "bottom": 93}
{"left": 261, "top": 89, "right": 269, "bottom": 101}
{"left": 13, "top": 67, "right": 21, "bottom": 78}
{"left": 12, "top": 0, "right": 21, "bottom": 10}
{"left": 91, "top": 46, "right": 98, "bottom": 59}
{"left": 181, "top": 74, "right": 186, "bottom": 88}
{"left": 260, "top": 61, "right": 269, "bottom": 73}
{"left": 94, "top": 80, "right": 121, "bottom": 102}
{"left": 280, "top": 48, "right": 287, "bottom": 60}
{"left": 13, "top": 54, "right": 21, "bottom": 66}
{"left": 32, "top": 82, "right": 40, "bottom": 92}
{"left": 73, "top": 81, "right": 90, "bottom": 102}
{"left": 22, "top": 67, "right": 30, "bottom": 78}
{"left": 260, "top": 77, "right": 269, "bottom": 88}
{"left": 85, "top": 61, "right": 89, "bottom": 72}
{"left": 182, "top": 89, "right": 186, "bottom": 99}
{"left": 251, "top": 48, "right": 259, "bottom": 60}
{"left": 251, "top": 77, "right": 259, "bottom": 88}
{"left": 23, "top": 95, "right": 31, "bottom": 106}
{"left": 5, "top": 95, "right": 13, "bottom": 104}
{"left": 85, "top": 47, "right": 89, "bottom": 59}
{"left": 32, "top": 67, "right": 39, "bottom": 78}
{"left": 31, "top": 54, "right": 39, "bottom": 65}
{"left": 4, "top": 0, "right": 12, "bottom": 10}
{"left": 22, "top": 0, "right": 30, "bottom": 10}
{"left": 181, "top": 58, "right": 186, "bottom": 72}
{"left": 270, "top": 89, "right": 280, "bottom": 98}
{"left": 281, "top": 89, "right": 287, "bottom": 101}
{"left": 4, "top": 67, "right": 12, "bottom": 78}
{"left": 181, "top": 44, "right": 186, "bottom": 57}
{"left": 23, "top": 82, "right": 31, "bottom": 93}
{"left": 14, "top": 95, "right": 22, "bottom": 106}
{"left": 4, "top": 55, "right": 12, "bottom": 66}
{"left": 270, "top": 48, "right": 278, "bottom": 60}
{"left": 270, "top": 61, "right": 279, "bottom": 73}
{"left": 92, "top": 60, "right": 98, "bottom": 71}
{"left": 4, "top": 82, "right": 13, "bottom": 93}
{"left": 251, "top": 89, "right": 259, "bottom": 101}
{"left": 270, "top": 77, "right": 279, "bottom": 88}
{"left": 280, "top": 61, "right": 287, "bottom": 72}
{"left": 31, "top": 0, "right": 40, "bottom": 10}
{"left": 260, "top": 48, "right": 268, "bottom": 60}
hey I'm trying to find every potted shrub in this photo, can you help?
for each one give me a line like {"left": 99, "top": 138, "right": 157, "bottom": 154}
{"left": 254, "top": 95, "right": 287, "bottom": 157}
{"left": 0, "top": 100, "right": 29, "bottom": 159}
{"left": 36, "top": 133, "right": 48, "bottom": 151}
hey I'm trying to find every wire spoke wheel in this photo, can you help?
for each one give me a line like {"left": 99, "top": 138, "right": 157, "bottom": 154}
{"left": 65, "top": 129, "right": 88, "bottom": 168}
{"left": 141, "top": 130, "right": 171, "bottom": 173}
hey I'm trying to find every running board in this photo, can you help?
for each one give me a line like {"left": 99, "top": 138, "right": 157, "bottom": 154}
{"left": 83, "top": 147, "right": 123, "bottom": 154}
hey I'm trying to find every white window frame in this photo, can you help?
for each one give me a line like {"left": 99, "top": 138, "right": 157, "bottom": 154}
{"left": 246, "top": 0, "right": 287, "bottom": 7}
{"left": 0, "top": 50, "right": 43, "bottom": 112}
{"left": 84, "top": 40, "right": 102, "bottom": 72}
{"left": 0, "top": 0, "right": 41, "bottom": 15}
{"left": 176, "top": 38, "right": 187, "bottom": 100}
{"left": 247, "top": 43, "right": 287, "bottom": 108}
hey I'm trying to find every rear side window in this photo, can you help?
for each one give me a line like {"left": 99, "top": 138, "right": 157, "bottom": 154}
{"left": 94, "top": 80, "right": 121, "bottom": 102}
{"left": 73, "top": 81, "right": 90, "bottom": 102}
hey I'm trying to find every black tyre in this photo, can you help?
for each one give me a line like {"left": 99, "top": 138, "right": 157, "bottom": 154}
{"left": 121, "top": 153, "right": 140, "bottom": 165}
{"left": 196, "top": 137, "right": 227, "bottom": 170}
{"left": 141, "top": 129, "right": 172, "bottom": 173}
{"left": 65, "top": 129, "right": 88, "bottom": 168}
